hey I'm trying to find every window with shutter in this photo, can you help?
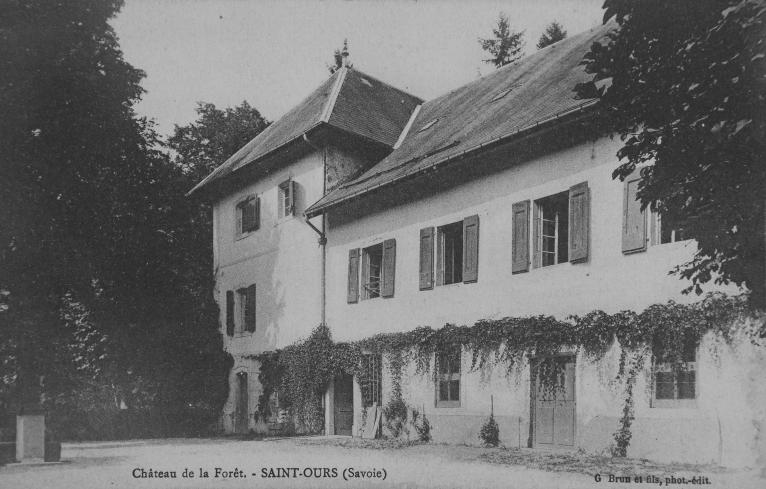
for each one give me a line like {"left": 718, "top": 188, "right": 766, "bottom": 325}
{"left": 225, "top": 291, "right": 235, "bottom": 336}
{"left": 278, "top": 179, "right": 296, "bottom": 218}
{"left": 244, "top": 284, "right": 256, "bottom": 332}
{"left": 437, "top": 222, "right": 463, "bottom": 285}
{"left": 381, "top": 239, "right": 396, "bottom": 298}
{"left": 462, "top": 215, "right": 479, "bottom": 283}
{"left": 419, "top": 227, "right": 435, "bottom": 290}
{"left": 512, "top": 201, "right": 530, "bottom": 273}
{"left": 622, "top": 173, "right": 647, "bottom": 254}
{"left": 347, "top": 249, "right": 360, "bottom": 303}
{"left": 568, "top": 182, "right": 590, "bottom": 263}
{"left": 361, "top": 243, "right": 383, "bottom": 299}
{"left": 533, "top": 192, "right": 569, "bottom": 267}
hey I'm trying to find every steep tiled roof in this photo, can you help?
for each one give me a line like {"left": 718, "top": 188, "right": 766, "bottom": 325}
{"left": 305, "top": 24, "right": 611, "bottom": 217}
{"left": 189, "top": 68, "right": 422, "bottom": 195}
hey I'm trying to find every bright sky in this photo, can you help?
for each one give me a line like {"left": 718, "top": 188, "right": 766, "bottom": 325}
{"left": 112, "top": 0, "right": 605, "bottom": 137}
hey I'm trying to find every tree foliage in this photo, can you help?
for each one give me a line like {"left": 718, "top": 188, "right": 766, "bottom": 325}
{"left": 168, "top": 101, "right": 269, "bottom": 181}
{"left": 576, "top": 0, "right": 766, "bottom": 307}
{"left": 0, "top": 0, "right": 233, "bottom": 438}
{"left": 479, "top": 13, "right": 525, "bottom": 68}
{"left": 537, "top": 21, "right": 567, "bottom": 49}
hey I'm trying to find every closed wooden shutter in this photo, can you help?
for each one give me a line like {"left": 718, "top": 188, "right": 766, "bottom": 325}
{"left": 347, "top": 248, "right": 360, "bottom": 303}
{"left": 462, "top": 214, "right": 479, "bottom": 283}
{"left": 226, "top": 290, "right": 235, "bottom": 336}
{"left": 419, "top": 227, "right": 434, "bottom": 290}
{"left": 512, "top": 201, "right": 530, "bottom": 273}
{"left": 381, "top": 239, "right": 396, "bottom": 298}
{"left": 568, "top": 182, "right": 590, "bottom": 263}
{"left": 622, "top": 172, "right": 647, "bottom": 253}
{"left": 244, "top": 284, "right": 256, "bottom": 332}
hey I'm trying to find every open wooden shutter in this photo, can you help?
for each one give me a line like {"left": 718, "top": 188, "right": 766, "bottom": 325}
{"left": 381, "top": 239, "right": 396, "bottom": 298}
{"left": 288, "top": 180, "right": 296, "bottom": 215}
{"left": 235, "top": 205, "right": 243, "bottom": 235}
{"left": 419, "top": 227, "right": 434, "bottom": 290}
{"left": 622, "top": 172, "right": 647, "bottom": 253}
{"left": 462, "top": 214, "right": 479, "bottom": 283}
{"left": 254, "top": 196, "right": 261, "bottom": 231}
{"left": 225, "top": 291, "right": 235, "bottom": 336}
{"left": 512, "top": 201, "right": 530, "bottom": 273}
{"left": 244, "top": 284, "right": 256, "bottom": 332}
{"left": 347, "top": 248, "right": 360, "bottom": 303}
{"left": 568, "top": 182, "right": 590, "bottom": 263}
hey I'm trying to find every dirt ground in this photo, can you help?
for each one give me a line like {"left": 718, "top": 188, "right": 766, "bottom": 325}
{"left": 0, "top": 436, "right": 762, "bottom": 489}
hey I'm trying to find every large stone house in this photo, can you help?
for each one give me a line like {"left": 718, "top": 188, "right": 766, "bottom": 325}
{"left": 189, "top": 25, "right": 764, "bottom": 466}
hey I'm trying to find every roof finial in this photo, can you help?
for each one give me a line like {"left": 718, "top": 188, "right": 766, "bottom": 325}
{"left": 341, "top": 38, "right": 351, "bottom": 68}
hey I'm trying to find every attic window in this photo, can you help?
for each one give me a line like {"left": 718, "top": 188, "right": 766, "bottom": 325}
{"left": 418, "top": 118, "right": 439, "bottom": 133}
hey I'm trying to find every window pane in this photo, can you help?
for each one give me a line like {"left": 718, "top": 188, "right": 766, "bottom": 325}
{"left": 439, "top": 380, "right": 449, "bottom": 401}
{"left": 449, "top": 380, "right": 460, "bottom": 401}
{"left": 655, "top": 372, "right": 675, "bottom": 399}
{"left": 677, "top": 371, "right": 695, "bottom": 399}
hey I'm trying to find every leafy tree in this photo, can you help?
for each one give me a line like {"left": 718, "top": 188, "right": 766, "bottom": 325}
{"left": 168, "top": 101, "right": 269, "bottom": 181}
{"left": 479, "top": 13, "right": 525, "bottom": 68}
{"left": 0, "top": 0, "right": 232, "bottom": 437}
{"left": 576, "top": 0, "right": 766, "bottom": 308}
{"left": 537, "top": 21, "right": 567, "bottom": 49}
{"left": 328, "top": 38, "right": 352, "bottom": 74}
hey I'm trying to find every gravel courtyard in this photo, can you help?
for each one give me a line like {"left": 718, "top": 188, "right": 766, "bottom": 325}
{"left": 0, "top": 437, "right": 762, "bottom": 489}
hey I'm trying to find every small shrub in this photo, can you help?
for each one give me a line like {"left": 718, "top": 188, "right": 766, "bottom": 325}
{"left": 411, "top": 408, "right": 432, "bottom": 442}
{"left": 479, "top": 413, "right": 500, "bottom": 447}
{"left": 383, "top": 397, "right": 409, "bottom": 438}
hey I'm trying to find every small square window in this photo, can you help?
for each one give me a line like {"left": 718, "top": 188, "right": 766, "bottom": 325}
{"left": 437, "top": 222, "right": 463, "bottom": 285}
{"left": 361, "top": 243, "right": 383, "bottom": 300}
{"left": 534, "top": 191, "right": 569, "bottom": 267}
{"left": 436, "top": 345, "right": 461, "bottom": 408}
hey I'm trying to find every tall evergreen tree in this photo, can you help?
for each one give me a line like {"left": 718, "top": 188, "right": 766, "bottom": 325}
{"left": 479, "top": 13, "right": 525, "bottom": 68}
{"left": 537, "top": 21, "right": 567, "bottom": 49}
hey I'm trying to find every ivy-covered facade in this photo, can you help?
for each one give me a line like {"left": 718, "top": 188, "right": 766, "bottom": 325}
{"left": 191, "top": 24, "right": 765, "bottom": 467}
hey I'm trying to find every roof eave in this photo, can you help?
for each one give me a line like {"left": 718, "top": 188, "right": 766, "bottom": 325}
{"left": 304, "top": 99, "right": 599, "bottom": 218}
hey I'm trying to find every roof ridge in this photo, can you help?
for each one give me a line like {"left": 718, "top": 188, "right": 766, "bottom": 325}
{"left": 320, "top": 67, "right": 348, "bottom": 122}
{"left": 344, "top": 67, "right": 424, "bottom": 103}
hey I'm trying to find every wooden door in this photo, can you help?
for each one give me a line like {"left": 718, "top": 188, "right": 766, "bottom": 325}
{"left": 334, "top": 374, "right": 354, "bottom": 436}
{"left": 533, "top": 357, "right": 575, "bottom": 448}
{"left": 235, "top": 373, "right": 249, "bottom": 434}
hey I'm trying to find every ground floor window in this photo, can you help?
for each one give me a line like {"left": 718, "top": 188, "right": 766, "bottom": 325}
{"left": 436, "top": 345, "right": 461, "bottom": 407}
{"left": 360, "top": 354, "right": 382, "bottom": 407}
{"left": 652, "top": 338, "right": 697, "bottom": 408}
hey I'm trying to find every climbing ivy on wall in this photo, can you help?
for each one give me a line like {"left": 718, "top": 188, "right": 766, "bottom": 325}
{"left": 251, "top": 293, "right": 760, "bottom": 454}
